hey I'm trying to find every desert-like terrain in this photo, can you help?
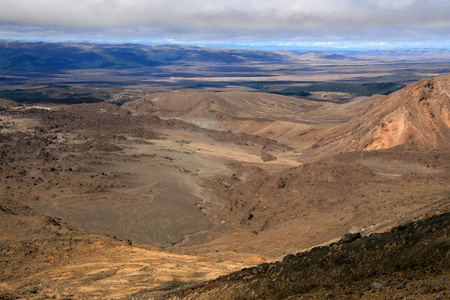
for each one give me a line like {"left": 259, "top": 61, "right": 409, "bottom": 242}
{"left": 0, "top": 43, "right": 449, "bottom": 299}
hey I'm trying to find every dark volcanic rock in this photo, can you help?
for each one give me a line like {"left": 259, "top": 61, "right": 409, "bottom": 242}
{"left": 161, "top": 212, "right": 450, "bottom": 299}
{"left": 341, "top": 232, "right": 362, "bottom": 243}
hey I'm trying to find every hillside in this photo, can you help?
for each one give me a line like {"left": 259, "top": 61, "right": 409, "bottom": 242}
{"left": 123, "top": 91, "right": 388, "bottom": 150}
{"left": 312, "top": 74, "right": 450, "bottom": 154}
{"left": 162, "top": 211, "right": 450, "bottom": 299}
{"left": 123, "top": 91, "right": 320, "bottom": 132}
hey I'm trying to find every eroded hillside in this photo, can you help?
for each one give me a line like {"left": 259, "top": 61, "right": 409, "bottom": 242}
{"left": 313, "top": 74, "right": 450, "bottom": 154}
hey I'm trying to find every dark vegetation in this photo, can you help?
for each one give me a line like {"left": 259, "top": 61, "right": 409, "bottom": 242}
{"left": 0, "top": 85, "right": 109, "bottom": 104}
{"left": 272, "top": 82, "right": 406, "bottom": 97}
{"left": 160, "top": 80, "right": 309, "bottom": 90}
{"left": 0, "top": 81, "right": 406, "bottom": 105}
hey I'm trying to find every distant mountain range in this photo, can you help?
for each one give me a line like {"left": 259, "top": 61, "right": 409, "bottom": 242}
{"left": 1, "top": 40, "right": 450, "bottom": 72}
{"left": 0, "top": 41, "right": 286, "bottom": 71}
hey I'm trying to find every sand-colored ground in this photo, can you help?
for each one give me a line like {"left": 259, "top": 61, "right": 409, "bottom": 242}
{"left": 1, "top": 80, "right": 449, "bottom": 298}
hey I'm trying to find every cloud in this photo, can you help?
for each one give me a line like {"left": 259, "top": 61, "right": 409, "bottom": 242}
{"left": 1, "top": 0, "right": 449, "bottom": 46}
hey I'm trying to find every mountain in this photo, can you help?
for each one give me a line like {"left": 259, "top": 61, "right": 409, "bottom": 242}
{"left": 313, "top": 74, "right": 450, "bottom": 153}
{"left": 2, "top": 41, "right": 450, "bottom": 73}
{"left": 0, "top": 41, "right": 286, "bottom": 71}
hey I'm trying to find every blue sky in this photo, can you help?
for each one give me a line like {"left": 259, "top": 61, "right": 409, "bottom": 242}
{"left": 1, "top": 0, "right": 450, "bottom": 50}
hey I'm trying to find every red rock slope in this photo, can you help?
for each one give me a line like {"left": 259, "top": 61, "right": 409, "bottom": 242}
{"left": 314, "top": 75, "right": 450, "bottom": 153}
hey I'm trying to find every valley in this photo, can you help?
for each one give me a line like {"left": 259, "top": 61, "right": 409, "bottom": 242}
{"left": 0, "top": 42, "right": 449, "bottom": 299}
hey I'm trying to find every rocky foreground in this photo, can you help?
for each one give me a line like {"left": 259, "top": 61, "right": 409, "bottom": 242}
{"left": 161, "top": 211, "right": 450, "bottom": 299}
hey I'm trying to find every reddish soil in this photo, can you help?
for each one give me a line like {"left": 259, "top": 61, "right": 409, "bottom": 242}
{"left": 312, "top": 75, "right": 450, "bottom": 155}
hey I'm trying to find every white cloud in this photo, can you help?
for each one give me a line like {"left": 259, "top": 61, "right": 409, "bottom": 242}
{"left": 371, "top": 0, "right": 419, "bottom": 10}
{"left": 0, "top": 0, "right": 449, "bottom": 47}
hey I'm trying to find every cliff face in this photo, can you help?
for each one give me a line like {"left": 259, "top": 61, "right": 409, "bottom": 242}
{"left": 316, "top": 75, "right": 450, "bottom": 152}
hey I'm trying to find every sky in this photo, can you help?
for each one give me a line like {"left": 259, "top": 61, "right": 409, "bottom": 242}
{"left": 1, "top": 0, "right": 450, "bottom": 50}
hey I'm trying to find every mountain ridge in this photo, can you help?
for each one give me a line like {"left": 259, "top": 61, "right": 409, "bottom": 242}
{"left": 2, "top": 41, "right": 450, "bottom": 72}
{"left": 312, "top": 74, "right": 450, "bottom": 154}
{"left": 0, "top": 41, "right": 286, "bottom": 71}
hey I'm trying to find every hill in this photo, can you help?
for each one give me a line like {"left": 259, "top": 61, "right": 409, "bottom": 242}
{"left": 311, "top": 74, "right": 450, "bottom": 154}
{"left": 123, "top": 91, "right": 320, "bottom": 132}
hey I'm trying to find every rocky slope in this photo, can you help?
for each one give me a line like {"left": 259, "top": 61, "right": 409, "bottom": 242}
{"left": 162, "top": 211, "right": 450, "bottom": 299}
{"left": 123, "top": 91, "right": 381, "bottom": 150}
{"left": 190, "top": 146, "right": 450, "bottom": 257}
{"left": 312, "top": 74, "right": 450, "bottom": 154}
